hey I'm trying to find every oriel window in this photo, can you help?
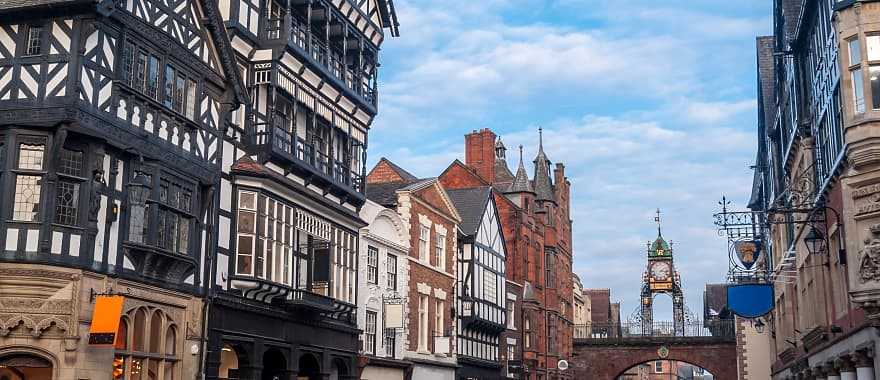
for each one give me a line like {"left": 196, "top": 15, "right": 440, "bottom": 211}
{"left": 54, "top": 148, "right": 84, "bottom": 226}
{"left": 12, "top": 139, "right": 46, "bottom": 222}
{"left": 848, "top": 37, "right": 866, "bottom": 114}
{"left": 866, "top": 35, "right": 880, "bottom": 110}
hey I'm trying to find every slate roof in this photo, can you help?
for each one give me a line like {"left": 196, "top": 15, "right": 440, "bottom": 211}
{"left": 533, "top": 130, "right": 555, "bottom": 201}
{"left": 446, "top": 187, "right": 491, "bottom": 236}
{"left": 508, "top": 145, "right": 534, "bottom": 193}
{"left": 0, "top": 0, "right": 90, "bottom": 11}
{"left": 365, "top": 181, "right": 413, "bottom": 207}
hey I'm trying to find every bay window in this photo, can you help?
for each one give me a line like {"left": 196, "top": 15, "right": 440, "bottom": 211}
{"left": 54, "top": 148, "right": 85, "bottom": 226}
{"left": 12, "top": 137, "right": 46, "bottom": 222}
{"left": 867, "top": 35, "right": 880, "bottom": 110}
{"left": 125, "top": 165, "right": 197, "bottom": 256}
{"left": 234, "top": 190, "right": 295, "bottom": 285}
{"left": 121, "top": 40, "right": 200, "bottom": 119}
{"left": 849, "top": 37, "right": 866, "bottom": 113}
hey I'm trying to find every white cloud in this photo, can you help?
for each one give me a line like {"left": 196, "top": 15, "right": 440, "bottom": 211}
{"left": 684, "top": 99, "right": 757, "bottom": 124}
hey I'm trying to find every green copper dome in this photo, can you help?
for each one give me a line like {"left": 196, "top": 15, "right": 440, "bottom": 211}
{"left": 649, "top": 235, "right": 672, "bottom": 257}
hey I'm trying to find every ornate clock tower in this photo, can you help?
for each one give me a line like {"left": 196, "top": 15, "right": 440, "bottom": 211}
{"left": 640, "top": 210, "right": 685, "bottom": 335}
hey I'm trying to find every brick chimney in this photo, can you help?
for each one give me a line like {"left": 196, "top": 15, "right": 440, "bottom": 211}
{"left": 465, "top": 128, "right": 497, "bottom": 183}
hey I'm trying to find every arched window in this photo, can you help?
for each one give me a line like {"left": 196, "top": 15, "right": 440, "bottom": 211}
{"left": 133, "top": 308, "right": 146, "bottom": 351}
{"left": 165, "top": 326, "right": 176, "bottom": 355}
{"left": 115, "top": 318, "right": 128, "bottom": 350}
{"left": 149, "top": 311, "right": 162, "bottom": 353}
{"left": 115, "top": 307, "right": 179, "bottom": 380}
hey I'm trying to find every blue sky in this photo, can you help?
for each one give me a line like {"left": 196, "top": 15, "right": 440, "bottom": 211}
{"left": 369, "top": 0, "right": 771, "bottom": 321}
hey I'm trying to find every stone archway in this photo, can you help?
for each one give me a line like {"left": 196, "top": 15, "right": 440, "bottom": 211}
{"left": 297, "top": 353, "right": 321, "bottom": 380}
{"left": 615, "top": 359, "right": 714, "bottom": 379}
{"left": 0, "top": 348, "right": 56, "bottom": 380}
{"left": 572, "top": 342, "right": 737, "bottom": 380}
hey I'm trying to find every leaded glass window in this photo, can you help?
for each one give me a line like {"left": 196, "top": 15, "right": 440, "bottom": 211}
{"left": 54, "top": 148, "right": 84, "bottom": 226}
{"left": 13, "top": 140, "right": 45, "bottom": 222}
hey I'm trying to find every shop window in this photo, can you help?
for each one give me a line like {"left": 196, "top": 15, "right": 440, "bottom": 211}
{"left": 115, "top": 307, "right": 178, "bottom": 380}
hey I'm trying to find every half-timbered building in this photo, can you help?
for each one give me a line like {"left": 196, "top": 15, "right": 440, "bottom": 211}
{"left": 206, "top": 0, "right": 399, "bottom": 379}
{"left": 0, "top": 0, "right": 248, "bottom": 377}
{"left": 449, "top": 186, "right": 508, "bottom": 380}
{"left": 366, "top": 159, "right": 461, "bottom": 380}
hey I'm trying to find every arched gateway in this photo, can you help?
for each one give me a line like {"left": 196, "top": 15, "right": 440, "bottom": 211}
{"left": 571, "top": 211, "right": 738, "bottom": 379}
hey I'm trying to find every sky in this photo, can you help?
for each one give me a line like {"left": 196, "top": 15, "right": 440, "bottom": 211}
{"left": 369, "top": 0, "right": 772, "bottom": 321}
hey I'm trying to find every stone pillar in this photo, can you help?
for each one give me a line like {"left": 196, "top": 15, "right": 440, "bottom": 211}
{"left": 825, "top": 362, "right": 842, "bottom": 380}
{"left": 853, "top": 351, "right": 875, "bottom": 380}
{"left": 838, "top": 356, "right": 857, "bottom": 380}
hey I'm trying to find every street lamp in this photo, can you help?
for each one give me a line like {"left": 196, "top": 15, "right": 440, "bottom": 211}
{"left": 804, "top": 225, "right": 826, "bottom": 256}
{"left": 128, "top": 169, "right": 151, "bottom": 206}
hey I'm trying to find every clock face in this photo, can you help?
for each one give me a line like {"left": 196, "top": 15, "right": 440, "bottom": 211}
{"left": 651, "top": 262, "right": 671, "bottom": 281}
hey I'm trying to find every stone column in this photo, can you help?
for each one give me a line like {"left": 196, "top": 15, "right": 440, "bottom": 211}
{"left": 825, "top": 361, "right": 842, "bottom": 380}
{"left": 838, "top": 356, "right": 857, "bottom": 380}
{"left": 853, "top": 350, "right": 875, "bottom": 380}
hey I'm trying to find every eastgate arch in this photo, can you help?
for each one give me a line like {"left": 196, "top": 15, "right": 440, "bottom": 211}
{"left": 571, "top": 339, "right": 737, "bottom": 380}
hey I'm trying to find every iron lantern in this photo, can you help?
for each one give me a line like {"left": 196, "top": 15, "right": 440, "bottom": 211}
{"left": 804, "top": 225, "right": 826, "bottom": 256}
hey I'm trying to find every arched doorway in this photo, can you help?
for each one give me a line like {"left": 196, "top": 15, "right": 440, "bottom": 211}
{"left": 297, "top": 354, "right": 321, "bottom": 380}
{"left": 328, "top": 358, "right": 348, "bottom": 380}
{"left": 262, "top": 348, "right": 287, "bottom": 380}
{"left": 0, "top": 353, "right": 54, "bottom": 380}
{"left": 219, "top": 343, "right": 246, "bottom": 380}
{"left": 616, "top": 360, "right": 714, "bottom": 379}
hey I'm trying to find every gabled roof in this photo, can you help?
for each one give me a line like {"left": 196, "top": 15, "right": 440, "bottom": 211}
{"left": 365, "top": 181, "right": 413, "bottom": 207}
{"left": 368, "top": 157, "right": 419, "bottom": 183}
{"left": 446, "top": 187, "right": 492, "bottom": 236}
{"left": 197, "top": 0, "right": 251, "bottom": 106}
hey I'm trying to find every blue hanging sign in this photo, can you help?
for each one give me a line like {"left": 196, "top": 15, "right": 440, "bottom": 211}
{"left": 727, "top": 283, "right": 774, "bottom": 318}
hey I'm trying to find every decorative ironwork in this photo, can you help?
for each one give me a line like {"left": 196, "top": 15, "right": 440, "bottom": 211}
{"left": 573, "top": 320, "right": 735, "bottom": 342}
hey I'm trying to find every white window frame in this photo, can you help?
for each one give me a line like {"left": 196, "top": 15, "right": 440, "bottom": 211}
{"left": 419, "top": 225, "right": 429, "bottom": 262}
{"left": 434, "top": 232, "right": 445, "bottom": 269}
{"left": 366, "top": 245, "right": 379, "bottom": 284}
{"left": 364, "top": 310, "right": 377, "bottom": 355}
{"left": 435, "top": 299, "right": 444, "bottom": 337}
{"left": 418, "top": 295, "right": 429, "bottom": 352}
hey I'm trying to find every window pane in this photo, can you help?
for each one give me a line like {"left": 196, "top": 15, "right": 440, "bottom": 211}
{"left": 55, "top": 180, "right": 79, "bottom": 225}
{"left": 850, "top": 38, "right": 862, "bottom": 66}
{"left": 854, "top": 68, "right": 866, "bottom": 113}
{"left": 147, "top": 56, "right": 160, "bottom": 100}
{"left": 177, "top": 217, "right": 190, "bottom": 254}
{"left": 868, "top": 35, "right": 880, "bottom": 61}
{"left": 871, "top": 66, "right": 880, "bottom": 110}
{"left": 26, "top": 26, "right": 42, "bottom": 56}
{"left": 237, "top": 235, "right": 253, "bottom": 274}
{"left": 58, "top": 149, "right": 83, "bottom": 177}
{"left": 185, "top": 79, "right": 197, "bottom": 120}
{"left": 164, "top": 65, "right": 175, "bottom": 109}
{"left": 13, "top": 175, "right": 42, "bottom": 221}
{"left": 129, "top": 204, "right": 147, "bottom": 243}
{"left": 18, "top": 143, "right": 44, "bottom": 170}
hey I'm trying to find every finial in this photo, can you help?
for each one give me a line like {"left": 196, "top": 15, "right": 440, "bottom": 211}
{"left": 519, "top": 145, "right": 524, "bottom": 162}
{"left": 538, "top": 127, "right": 544, "bottom": 150}
{"left": 655, "top": 208, "right": 662, "bottom": 237}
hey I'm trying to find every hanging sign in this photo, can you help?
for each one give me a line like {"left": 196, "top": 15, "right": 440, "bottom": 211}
{"left": 727, "top": 284, "right": 774, "bottom": 318}
{"left": 384, "top": 303, "right": 404, "bottom": 329}
{"left": 734, "top": 239, "right": 762, "bottom": 270}
{"left": 88, "top": 295, "right": 125, "bottom": 346}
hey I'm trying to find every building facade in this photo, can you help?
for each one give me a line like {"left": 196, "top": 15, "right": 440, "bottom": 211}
{"left": 0, "top": 0, "right": 249, "bottom": 378}
{"left": 365, "top": 163, "right": 460, "bottom": 380}
{"left": 357, "top": 199, "right": 411, "bottom": 380}
{"left": 448, "top": 186, "right": 508, "bottom": 380}
{"left": 440, "top": 128, "right": 576, "bottom": 380}
{"left": 747, "top": 0, "right": 880, "bottom": 378}
{"left": 204, "top": 0, "right": 400, "bottom": 378}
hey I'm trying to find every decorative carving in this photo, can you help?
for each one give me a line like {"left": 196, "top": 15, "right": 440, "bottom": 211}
{"left": 858, "top": 224, "right": 880, "bottom": 283}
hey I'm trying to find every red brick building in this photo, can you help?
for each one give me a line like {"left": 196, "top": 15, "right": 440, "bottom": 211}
{"left": 440, "top": 128, "right": 575, "bottom": 380}
{"left": 366, "top": 160, "right": 460, "bottom": 379}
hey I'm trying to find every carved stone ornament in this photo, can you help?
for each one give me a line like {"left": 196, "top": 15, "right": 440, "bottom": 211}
{"left": 858, "top": 224, "right": 880, "bottom": 283}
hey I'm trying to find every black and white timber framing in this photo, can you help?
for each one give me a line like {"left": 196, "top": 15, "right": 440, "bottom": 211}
{"left": 450, "top": 187, "right": 508, "bottom": 380}
{"left": 0, "top": 0, "right": 399, "bottom": 378}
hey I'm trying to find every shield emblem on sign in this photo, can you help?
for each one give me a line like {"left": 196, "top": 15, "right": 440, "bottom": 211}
{"left": 734, "top": 240, "right": 761, "bottom": 270}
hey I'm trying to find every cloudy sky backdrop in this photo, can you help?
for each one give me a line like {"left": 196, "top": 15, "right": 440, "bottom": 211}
{"left": 369, "top": 0, "right": 771, "bottom": 320}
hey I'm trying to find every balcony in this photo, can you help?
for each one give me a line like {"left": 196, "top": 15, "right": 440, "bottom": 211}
{"left": 247, "top": 122, "right": 365, "bottom": 201}
{"left": 574, "top": 320, "right": 735, "bottom": 343}
{"left": 229, "top": 276, "right": 356, "bottom": 326}
{"left": 273, "top": 19, "right": 377, "bottom": 108}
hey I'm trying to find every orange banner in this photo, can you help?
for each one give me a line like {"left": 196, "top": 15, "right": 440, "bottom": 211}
{"left": 88, "top": 295, "right": 125, "bottom": 346}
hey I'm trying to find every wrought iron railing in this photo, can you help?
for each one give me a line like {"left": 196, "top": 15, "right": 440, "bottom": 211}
{"left": 247, "top": 122, "right": 364, "bottom": 193}
{"left": 283, "top": 20, "right": 377, "bottom": 106}
{"left": 574, "top": 320, "right": 735, "bottom": 341}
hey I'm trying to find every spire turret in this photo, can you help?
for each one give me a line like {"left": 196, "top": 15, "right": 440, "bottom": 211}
{"left": 508, "top": 145, "right": 534, "bottom": 193}
{"left": 533, "top": 127, "right": 555, "bottom": 202}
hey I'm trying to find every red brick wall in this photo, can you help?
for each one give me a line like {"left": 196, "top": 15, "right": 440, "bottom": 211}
{"left": 464, "top": 129, "right": 496, "bottom": 183}
{"left": 403, "top": 185, "right": 457, "bottom": 353}
{"left": 438, "top": 161, "right": 489, "bottom": 190}
{"left": 366, "top": 159, "right": 407, "bottom": 183}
